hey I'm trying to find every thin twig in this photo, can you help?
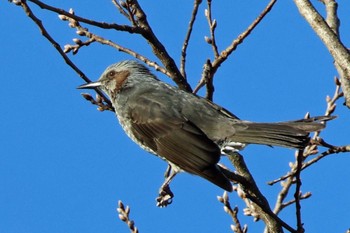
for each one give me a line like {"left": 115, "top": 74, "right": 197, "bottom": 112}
{"left": 70, "top": 21, "right": 171, "bottom": 78}
{"left": 195, "top": 0, "right": 277, "bottom": 95}
{"left": 205, "top": 0, "right": 219, "bottom": 58}
{"left": 25, "top": 0, "right": 193, "bottom": 91}
{"left": 112, "top": 0, "right": 130, "bottom": 19}
{"left": 211, "top": 0, "right": 277, "bottom": 73}
{"left": 273, "top": 175, "right": 294, "bottom": 215}
{"left": 180, "top": 0, "right": 202, "bottom": 79}
{"left": 63, "top": 37, "right": 96, "bottom": 55}
{"left": 117, "top": 200, "right": 139, "bottom": 233}
{"left": 18, "top": 0, "right": 113, "bottom": 110}
{"left": 268, "top": 79, "right": 343, "bottom": 186}
{"left": 28, "top": 0, "right": 139, "bottom": 32}
{"left": 302, "top": 143, "right": 350, "bottom": 170}
{"left": 123, "top": 0, "right": 138, "bottom": 26}
{"left": 282, "top": 192, "right": 311, "bottom": 209}
{"left": 268, "top": 143, "right": 350, "bottom": 185}
{"left": 217, "top": 192, "right": 246, "bottom": 233}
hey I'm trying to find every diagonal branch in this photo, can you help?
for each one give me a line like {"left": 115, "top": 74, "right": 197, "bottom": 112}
{"left": 211, "top": 0, "right": 277, "bottom": 73}
{"left": 28, "top": 0, "right": 138, "bottom": 32}
{"left": 24, "top": 0, "right": 192, "bottom": 92}
{"left": 269, "top": 79, "right": 344, "bottom": 186}
{"left": 70, "top": 21, "right": 172, "bottom": 78}
{"left": 117, "top": 201, "right": 139, "bottom": 233}
{"left": 197, "top": 0, "right": 277, "bottom": 97}
{"left": 227, "top": 152, "right": 296, "bottom": 233}
{"left": 17, "top": 0, "right": 113, "bottom": 110}
{"left": 112, "top": 0, "right": 130, "bottom": 19}
{"left": 126, "top": 0, "right": 193, "bottom": 92}
{"left": 321, "top": 0, "right": 340, "bottom": 36}
{"left": 293, "top": 0, "right": 350, "bottom": 108}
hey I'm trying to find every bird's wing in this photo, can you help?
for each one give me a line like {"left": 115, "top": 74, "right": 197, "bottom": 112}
{"left": 127, "top": 95, "right": 221, "bottom": 175}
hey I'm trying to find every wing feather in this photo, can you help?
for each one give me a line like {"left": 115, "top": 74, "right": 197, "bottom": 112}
{"left": 126, "top": 95, "right": 232, "bottom": 191}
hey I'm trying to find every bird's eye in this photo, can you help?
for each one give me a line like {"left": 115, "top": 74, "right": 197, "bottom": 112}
{"left": 108, "top": 70, "right": 116, "bottom": 77}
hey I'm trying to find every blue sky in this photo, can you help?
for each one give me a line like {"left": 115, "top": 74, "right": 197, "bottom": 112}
{"left": 1, "top": 1, "right": 350, "bottom": 232}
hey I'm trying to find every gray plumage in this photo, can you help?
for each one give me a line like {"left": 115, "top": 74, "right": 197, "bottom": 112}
{"left": 78, "top": 60, "right": 332, "bottom": 192}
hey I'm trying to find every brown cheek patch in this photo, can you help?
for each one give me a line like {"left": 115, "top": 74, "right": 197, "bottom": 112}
{"left": 115, "top": 70, "right": 130, "bottom": 91}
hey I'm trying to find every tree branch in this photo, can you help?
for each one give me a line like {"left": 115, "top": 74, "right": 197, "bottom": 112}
{"left": 293, "top": 0, "right": 350, "bottom": 108}
{"left": 180, "top": 0, "right": 203, "bottom": 79}
{"left": 17, "top": 0, "right": 113, "bottom": 110}
{"left": 294, "top": 150, "right": 304, "bottom": 232}
{"left": 117, "top": 200, "right": 139, "bottom": 233}
{"left": 321, "top": 0, "right": 340, "bottom": 36}
{"left": 126, "top": 0, "right": 193, "bottom": 92}
{"left": 28, "top": 0, "right": 139, "bottom": 32}
{"left": 227, "top": 152, "right": 296, "bottom": 233}
{"left": 197, "top": 0, "right": 277, "bottom": 96}
{"left": 211, "top": 0, "right": 277, "bottom": 73}
{"left": 25, "top": 0, "right": 192, "bottom": 92}
{"left": 218, "top": 192, "right": 247, "bottom": 233}
{"left": 205, "top": 0, "right": 219, "bottom": 58}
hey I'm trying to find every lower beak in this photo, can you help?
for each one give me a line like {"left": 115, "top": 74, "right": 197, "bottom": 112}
{"left": 77, "top": 81, "right": 102, "bottom": 89}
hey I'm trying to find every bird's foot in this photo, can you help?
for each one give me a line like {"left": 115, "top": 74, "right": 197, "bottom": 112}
{"left": 156, "top": 184, "right": 174, "bottom": 207}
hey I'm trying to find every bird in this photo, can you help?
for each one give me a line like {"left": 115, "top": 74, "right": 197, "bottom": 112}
{"left": 78, "top": 60, "right": 332, "bottom": 194}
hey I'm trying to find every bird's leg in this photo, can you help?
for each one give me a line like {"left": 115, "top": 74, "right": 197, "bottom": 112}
{"left": 156, "top": 164, "right": 177, "bottom": 207}
{"left": 163, "top": 164, "right": 172, "bottom": 178}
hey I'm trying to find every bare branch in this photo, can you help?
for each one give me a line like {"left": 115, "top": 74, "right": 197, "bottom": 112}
{"left": 28, "top": 0, "right": 139, "bottom": 32}
{"left": 211, "top": 0, "right": 277, "bottom": 73}
{"left": 196, "top": 0, "right": 277, "bottom": 95}
{"left": 227, "top": 152, "right": 296, "bottom": 233}
{"left": 63, "top": 37, "right": 96, "bottom": 55}
{"left": 269, "top": 143, "right": 350, "bottom": 186}
{"left": 282, "top": 192, "right": 312, "bottom": 209}
{"left": 23, "top": 0, "right": 192, "bottom": 91}
{"left": 126, "top": 0, "right": 193, "bottom": 92}
{"left": 205, "top": 0, "right": 219, "bottom": 58}
{"left": 294, "top": 150, "right": 304, "bottom": 233}
{"left": 58, "top": 12, "right": 174, "bottom": 81}
{"left": 321, "top": 0, "right": 340, "bottom": 36}
{"left": 217, "top": 192, "right": 247, "bottom": 233}
{"left": 293, "top": 0, "right": 350, "bottom": 108}
{"left": 17, "top": 1, "right": 113, "bottom": 110}
{"left": 273, "top": 175, "right": 294, "bottom": 214}
{"left": 269, "top": 78, "right": 343, "bottom": 186}
{"left": 80, "top": 93, "right": 114, "bottom": 112}
{"left": 117, "top": 200, "right": 139, "bottom": 233}
{"left": 180, "top": 0, "right": 203, "bottom": 79}
{"left": 112, "top": 0, "right": 130, "bottom": 19}
{"left": 302, "top": 143, "right": 350, "bottom": 170}
{"left": 122, "top": 0, "right": 138, "bottom": 26}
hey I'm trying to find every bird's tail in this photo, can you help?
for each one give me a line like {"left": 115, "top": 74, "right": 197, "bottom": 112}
{"left": 230, "top": 116, "right": 335, "bottom": 149}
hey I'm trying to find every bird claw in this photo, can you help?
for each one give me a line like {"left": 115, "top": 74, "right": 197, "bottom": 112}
{"left": 156, "top": 184, "right": 174, "bottom": 207}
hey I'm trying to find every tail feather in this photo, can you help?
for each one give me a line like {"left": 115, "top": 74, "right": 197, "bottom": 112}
{"left": 231, "top": 116, "right": 335, "bottom": 149}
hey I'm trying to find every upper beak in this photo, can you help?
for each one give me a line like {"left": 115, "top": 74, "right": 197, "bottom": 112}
{"left": 77, "top": 81, "right": 102, "bottom": 89}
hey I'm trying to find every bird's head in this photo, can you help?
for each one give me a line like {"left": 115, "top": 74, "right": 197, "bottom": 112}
{"left": 77, "top": 60, "right": 158, "bottom": 98}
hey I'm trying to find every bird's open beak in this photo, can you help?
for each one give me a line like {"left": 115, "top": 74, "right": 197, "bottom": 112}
{"left": 77, "top": 81, "right": 102, "bottom": 89}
